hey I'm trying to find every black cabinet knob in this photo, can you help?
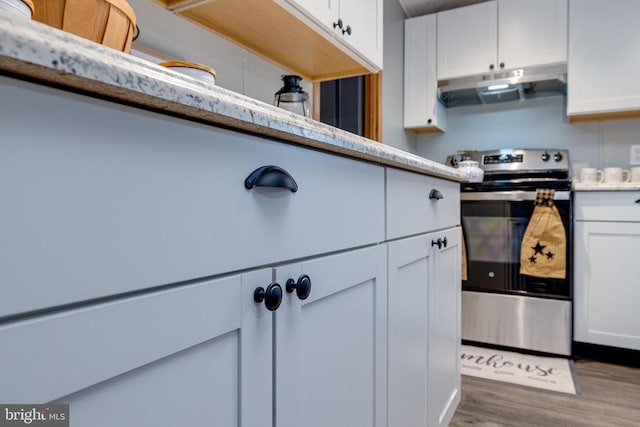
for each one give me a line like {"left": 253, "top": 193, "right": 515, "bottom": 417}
{"left": 500, "top": 62, "right": 505, "bottom": 68}
{"left": 431, "top": 238, "right": 443, "bottom": 249}
{"left": 489, "top": 64, "right": 495, "bottom": 70}
{"left": 427, "top": 118, "right": 432, "bottom": 124}
{"left": 286, "top": 274, "right": 312, "bottom": 300}
{"left": 333, "top": 18, "right": 343, "bottom": 29}
{"left": 442, "top": 236, "right": 448, "bottom": 248}
{"left": 254, "top": 283, "right": 283, "bottom": 311}
{"left": 342, "top": 25, "right": 352, "bottom": 35}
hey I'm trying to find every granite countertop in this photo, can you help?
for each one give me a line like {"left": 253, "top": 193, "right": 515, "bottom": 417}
{"left": 0, "top": 15, "right": 465, "bottom": 182}
{"left": 573, "top": 183, "right": 640, "bottom": 191}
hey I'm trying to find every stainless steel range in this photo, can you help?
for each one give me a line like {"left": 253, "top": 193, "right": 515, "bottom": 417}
{"left": 458, "top": 148, "right": 572, "bottom": 356}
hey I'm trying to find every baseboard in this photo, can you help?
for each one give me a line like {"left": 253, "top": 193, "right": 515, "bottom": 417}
{"left": 572, "top": 342, "right": 640, "bottom": 368}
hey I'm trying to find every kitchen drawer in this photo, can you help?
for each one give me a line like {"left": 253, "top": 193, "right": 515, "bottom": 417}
{"left": 575, "top": 191, "right": 640, "bottom": 222}
{"left": 386, "top": 168, "right": 461, "bottom": 239}
{"left": 0, "top": 84, "right": 385, "bottom": 317}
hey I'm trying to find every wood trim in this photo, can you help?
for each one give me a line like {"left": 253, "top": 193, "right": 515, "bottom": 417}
{"left": 312, "top": 82, "right": 321, "bottom": 122}
{"left": 568, "top": 110, "right": 640, "bottom": 123}
{"left": 364, "top": 72, "right": 382, "bottom": 142}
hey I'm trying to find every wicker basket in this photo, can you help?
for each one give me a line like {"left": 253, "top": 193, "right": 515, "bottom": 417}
{"left": 32, "top": 0, "right": 136, "bottom": 53}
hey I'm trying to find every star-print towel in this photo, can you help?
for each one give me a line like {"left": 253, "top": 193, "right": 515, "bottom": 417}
{"left": 519, "top": 189, "right": 567, "bottom": 279}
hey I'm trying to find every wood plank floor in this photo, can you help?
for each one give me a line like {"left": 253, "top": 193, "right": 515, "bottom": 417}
{"left": 450, "top": 359, "right": 640, "bottom": 426}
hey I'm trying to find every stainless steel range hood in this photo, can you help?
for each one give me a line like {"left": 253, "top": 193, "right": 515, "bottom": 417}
{"left": 438, "top": 65, "right": 567, "bottom": 108}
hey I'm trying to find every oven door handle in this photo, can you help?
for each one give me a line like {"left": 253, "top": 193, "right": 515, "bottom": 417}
{"left": 461, "top": 190, "right": 571, "bottom": 201}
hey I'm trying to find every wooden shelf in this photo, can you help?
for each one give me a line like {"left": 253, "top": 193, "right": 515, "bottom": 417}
{"left": 153, "top": 0, "right": 375, "bottom": 82}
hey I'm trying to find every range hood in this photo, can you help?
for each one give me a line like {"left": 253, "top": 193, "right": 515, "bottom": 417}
{"left": 438, "top": 65, "right": 567, "bottom": 108}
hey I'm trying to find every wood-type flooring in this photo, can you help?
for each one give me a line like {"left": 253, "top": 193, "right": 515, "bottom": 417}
{"left": 450, "top": 358, "right": 640, "bottom": 426}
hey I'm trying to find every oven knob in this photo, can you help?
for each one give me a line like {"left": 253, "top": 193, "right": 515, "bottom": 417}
{"left": 541, "top": 151, "right": 550, "bottom": 161}
{"left": 554, "top": 152, "right": 563, "bottom": 162}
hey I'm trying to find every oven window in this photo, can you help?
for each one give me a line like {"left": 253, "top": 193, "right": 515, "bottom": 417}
{"left": 464, "top": 216, "right": 527, "bottom": 264}
{"left": 461, "top": 199, "right": 571, "bottom": 299}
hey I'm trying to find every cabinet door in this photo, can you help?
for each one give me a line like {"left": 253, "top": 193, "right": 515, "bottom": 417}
{"left": 568, "top": 0, "right": 640, "bottom": 118}
{"left": 574, "top": 221, "right": 640, "bottom": 350}
{"left": 437, "top": 1, "right": 498, "bottom": 80}
{"left": 388, "top": 234, "right": 434, "bottom": 427}
{"left": 428, "top": 227, "right": 462, "bottom": 427}
{"left": 0, "top": 270, "right": 273, "bottom": 427}
{"left": 404, "top": 14, "right": 446, "bottom": 131}
{"left": 289, "top": 0, "right": 338, "bottom": 29}
{"left": 339, "top": 0, "right": 383, "bottom": 68}
{"left": 498, "top": 0, "right": 567, "bottom": 70}
{"left": 274, "top": 245, "right": 388, "bottom": 427}
{"left": 388, "top": 229, "right": 461, "bottom": 427}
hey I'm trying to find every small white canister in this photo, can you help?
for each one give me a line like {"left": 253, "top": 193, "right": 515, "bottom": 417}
{"left": 0, "top": 0, "right": 33, "bottom": 18}
{"left": 458, "top": 160, "right": 485, "bottom": 183}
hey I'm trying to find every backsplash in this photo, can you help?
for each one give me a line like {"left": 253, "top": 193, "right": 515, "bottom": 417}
{"left": 413, "top": 97, "right": 640, "bottom": 178}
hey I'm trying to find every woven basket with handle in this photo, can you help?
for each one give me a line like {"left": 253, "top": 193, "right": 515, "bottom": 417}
{"left": 32, "top": 0, "right": 136, "bottom": 53}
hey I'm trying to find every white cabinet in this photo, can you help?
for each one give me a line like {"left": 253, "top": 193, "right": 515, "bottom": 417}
{"left": 568, "top": 0, "right": 640, "bottom": 119}
{"left": 274, "top": 246, "right": 388, "bottom": 427}
{"left": 290, "top": 0, "right": 383, "bottom": 70}
{"left": 574, "top": 191, "right": 640, "bottom": 351}
{"left": 388, "top": 228, "right": 461, "bottom": 427}
{"left": 404, "top": 14, "right": 446, "bottom": 132}
{"left": 0, "top": 270, "right": 273, "bottom": 426}
{"left": 386, "top": 169, "right": 462, "bottom": 427}
{"left": 0, "top": 78, "right": 384, "bottom": 318}
{"left": 437, "top": 1, "right": 498, "bottom": 80}
{"left": 498, "top": 0, "right": 567, "bottom": 71}
{"left": 437, "top": 0, "right": 567, "bottom": 80}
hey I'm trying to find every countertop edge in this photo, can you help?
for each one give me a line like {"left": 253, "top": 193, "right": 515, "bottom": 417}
{"left": 0, "top": 15, "right": 466, "bottom": 183}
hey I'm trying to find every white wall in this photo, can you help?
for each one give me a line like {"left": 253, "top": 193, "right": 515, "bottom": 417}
{"left": 413, "top": 97, "right": 640, "bottom": 176}
{"left": 382, "top": 0, "right": 417, "bottom": 151}
{"left": 127, "top": 0, "right": 313, "bottom": 106}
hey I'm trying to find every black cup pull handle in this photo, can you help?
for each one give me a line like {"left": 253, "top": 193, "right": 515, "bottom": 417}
{"left": 286, "top": 274, "right": 312, "bottom": 300}
{"left": 429, "top": 189, "right": 444, "bottom": 200}
{"left": 245, "top": 166, "right": 298, "bottom": 192}
{"left": 254, "top": 282, "right": 283, "bottom": 311}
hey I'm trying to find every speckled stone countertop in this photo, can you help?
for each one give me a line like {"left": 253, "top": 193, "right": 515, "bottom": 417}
{"left": 573, "top": 183, "right": 640, "bottom": 191}
{"left": 0, "top": 15, "right": 465, "bottom": 182}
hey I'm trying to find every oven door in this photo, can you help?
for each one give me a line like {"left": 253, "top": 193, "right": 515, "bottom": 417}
{"left": 461, "top": 190, "right": 571, "bottom": 299}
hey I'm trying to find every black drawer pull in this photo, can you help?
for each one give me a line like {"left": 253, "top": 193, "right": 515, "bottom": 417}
{"left": 245, "top": 166, "right": 298, "bottom": 192}
{"left": 636, "top": 199, "right": 640, "bottom": 204}
{"left": 429, "top": 189, "right": 443, "bottom": 200}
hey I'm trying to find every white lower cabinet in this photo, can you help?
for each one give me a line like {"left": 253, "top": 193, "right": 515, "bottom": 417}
{"left": 274, "top": 245, "right": 388, "bottom": 427}
{"left": 388, "top": 227, "right": 462, "bottom": 427}
{"left": 574, "top": 191, "right": 640, "bottom": 350}
{"left": 0, "top": 270, "right": 273, "bottom": 426}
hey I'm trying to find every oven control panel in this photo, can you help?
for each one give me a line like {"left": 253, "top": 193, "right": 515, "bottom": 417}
{"left": 480, "top": 149, "right": 569, "bottom": 172}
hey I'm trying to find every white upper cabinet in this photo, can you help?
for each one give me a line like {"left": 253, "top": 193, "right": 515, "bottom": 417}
{"left": 291, "top": 0, "right": 383, "bottom": 70}
{"left": 404, "top": 14, "right": 446, "bottom": 132}
{"left": 437, "top": 0, "right": 567, "bottom": 80}
{"left": 498, "top": 0, "right": 567, "bottom": 70}
{"left": 568, "top": 0, "right": 640, "bottom": 119}
{"left": 437, "top": 1, "right": 498, "bottom": 80}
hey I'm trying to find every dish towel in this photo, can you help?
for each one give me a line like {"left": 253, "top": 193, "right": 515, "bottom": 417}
{"left": 519, "top": 189, "right": 567, "bottom": 279}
